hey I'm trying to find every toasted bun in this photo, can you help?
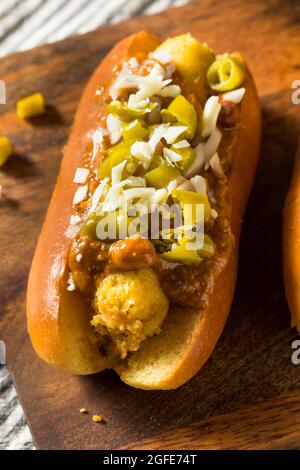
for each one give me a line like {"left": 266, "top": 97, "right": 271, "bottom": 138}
{"left": 283, "top": 145, "right": 300, "bottom": 332}
{"left": 27, "top": 32, "right": 261, "bottom": 387}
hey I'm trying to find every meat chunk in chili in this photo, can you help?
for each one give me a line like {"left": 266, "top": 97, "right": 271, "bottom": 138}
{"left": 109, "top": 236, "right": 158, "bottom": 271}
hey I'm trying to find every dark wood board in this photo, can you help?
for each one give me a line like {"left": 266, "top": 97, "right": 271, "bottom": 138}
{"left": 1, "top": 0, "right": 300, "bottom": 450}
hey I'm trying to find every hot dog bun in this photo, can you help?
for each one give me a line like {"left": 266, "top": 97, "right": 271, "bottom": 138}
{"left": 27, "top": 32, "right": 261, "bottom": 388}
{"left": 283, "top": 145, "right": 300, "bottom": 332}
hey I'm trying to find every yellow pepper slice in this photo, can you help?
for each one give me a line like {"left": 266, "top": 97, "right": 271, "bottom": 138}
{"left": 178, "top": 232, "right": 215, "bottom": 257}
{"left": 121, "top": 119, "right": 149, "bottom": 140}
{"left": 153, "top": 33, "right": 215, "bottom": 80}
{"left": 207, "top": 54, "right": 245, "bottom": 92}
{"left": 162, "top": 95, "right": 197, "bottom": 139}
{"left": 0, "top": 136, "right": 13, "bottom": 166}
{"left": 161, "top": 245, "right": 202, "bottom": 264}
{"left": 98, "top": 140, "right": 137, "bottom": 180}
{"left": 145, "top": 163, "right": 180, "bottom": 188}
{"left": 170, "top": 146, "right": 195, "bottom": 171}
{"left": 17, "top": 92, "right": 45, "bottom": 119}
{"left": 171, "top": 189, "right": 211, "bottom": 223}
{"left": 83, "top": 213, "right": 103, "bottom": 239}
{"left": 108, "top": 100, "right": 156, "bottom": 122}
{"left": 199, "top": 234, "right": 215, "bottom": 257}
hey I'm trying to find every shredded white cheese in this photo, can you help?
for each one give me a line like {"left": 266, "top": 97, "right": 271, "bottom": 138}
{"left": 222, "top": 87, "right": 245, "bottom": 104}
{"left": 131, "top": 141, "right": 153, "bottom": 165}
{"left": 191, "top": 175, "right": 207, "bottom": 194}
{"left": 173, "top": 139, "right": 190, "bottom": 149}
{"left": 166, "top": 176, "right": 186, "bottom": 193}
{"left": 204, "top": 127, "right": 222, "bottom": 159}
{"left": 183, "top": 143, "right": 206, "bottom": 178}
{"left": 151, "top": 188, "right": 168, "bottom": 204}
{"left": 163, "top": 147, "right": 182, "bottom": 163}
{"left": 201, "top": 96, "right": 222, "bottom": 138}
{"left": 89, "top": 177, "right": 109, "bottom": 212}
{"left": 163, "top": 125, "right": 187, "bottom": 144}
{"left": 111, "top": 160, "right": 127, "bottom": 186}
{"left": 177, "top": 180, "right": 194, "bottom": 191}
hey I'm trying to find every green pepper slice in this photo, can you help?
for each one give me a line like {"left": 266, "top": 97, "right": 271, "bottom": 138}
{"left": 171, "top": 189, "right": 211, "bottom": 223}
{"left": 162, "top": 95, "right": 197, "bottom": 139}
{"left": 98, "top": 139, "right": 137, "bottom": 180}
{"left": 161, "top": 245, "right": 202, "bottom": 264}
{"left": 145, "top": 163, "right": 180, "bottom": 188}
{"left": 121, "top": 119, "right": 149, "bottom": 140}
{"left": 108, "top": 100, "right": 156, "bottom": 122}
{"left": 207, "top": 54, "right": 245, "bottom": 92}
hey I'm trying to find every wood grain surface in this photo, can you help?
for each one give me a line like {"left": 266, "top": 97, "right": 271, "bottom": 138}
{"left": 1, "top": 0, "right": 300, "bottom": 450}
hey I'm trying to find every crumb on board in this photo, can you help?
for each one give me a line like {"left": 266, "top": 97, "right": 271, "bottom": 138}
{"left": 92, "top": 415, "right": 102, "bottom": 423}
{"left": 79, "top": 408, "right": 88, "bottom": 414}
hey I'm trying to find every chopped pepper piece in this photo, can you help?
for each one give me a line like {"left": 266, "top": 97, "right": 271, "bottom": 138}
{"left": 161, "top": 245, "right": 202, "bottom": 264}
{"left": 171, "top": 189, "right": 211, "bottom": 223}
{"left": 98, "top": 140, "right": 138, "bottom": 180}
{"left": 207, "top": 54, "right": 245, "bottom": 92}
{"left": 82, "top": 213, "right": 103, "bottom": 239}
{"left": 145, "top": 163, "right": 180, "bottom": 188}
{"left": 121, "top": 119, "right": 149, "bottom": 140}
{"left": 153, "top": 33, "right": 215, "bottom": 80}
{"left": 17, "top": 92, "right": 45, "bottom": 119}
{"left": 0, "top": 136, "right": 12, "bottom": 166}
{"left": 162, "top": 95, "right": 197, "bottom": 139}
{"left": 108, "top": 100, "right": 156, "bottom": 122}
{"left": 170, "top": 146, "right": 195, "bottom": 171}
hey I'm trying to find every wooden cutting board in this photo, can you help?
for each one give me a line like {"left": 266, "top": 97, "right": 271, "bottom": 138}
{"left": 1, "top": 0, "right": 300, "bottom": 450}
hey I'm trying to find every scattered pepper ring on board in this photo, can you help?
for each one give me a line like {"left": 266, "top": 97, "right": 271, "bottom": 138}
{"left": 27, "top": 31, "right": 261, "bottom": 389}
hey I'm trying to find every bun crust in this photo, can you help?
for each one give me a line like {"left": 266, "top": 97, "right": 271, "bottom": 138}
{"left": 27, "top": 32, "right": 261, "bottom": 387}
{"left": 283, "top": 145, "right": 300, "bottom": 332}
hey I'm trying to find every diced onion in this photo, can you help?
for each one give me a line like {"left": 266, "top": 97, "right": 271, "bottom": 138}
{"left": 131, "top": 141, "right": 153, "bottom": 164}
{"left": 73, "top": 167, "right": 89, "bottom": 184}
{"left": 106, "top": 113, "right": 122, "bottom": 145}
{"left": 150, "top": 49, "right": 173, "bottom": 65}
